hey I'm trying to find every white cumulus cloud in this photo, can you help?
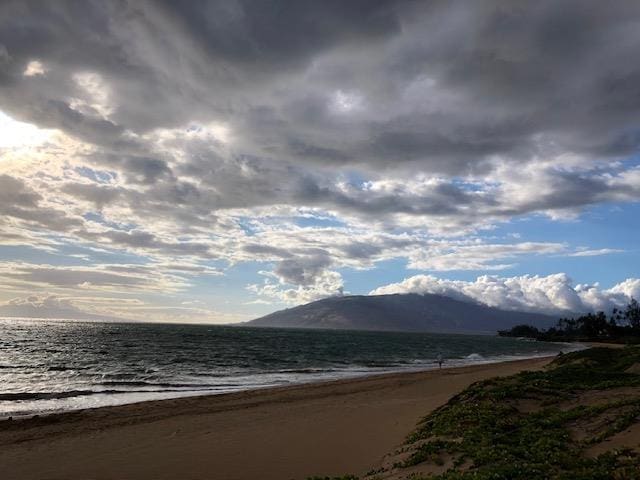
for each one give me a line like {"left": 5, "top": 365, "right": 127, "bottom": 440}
{"left": 371, "top": 273, "right": 640, "bottom": 315}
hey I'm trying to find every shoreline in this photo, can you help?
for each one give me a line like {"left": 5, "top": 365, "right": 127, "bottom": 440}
{"left": 0, "top": 348, "right": 571, "bottom": 421}
{"left": 0, "top": 355, "right": 556, "bottom": 480}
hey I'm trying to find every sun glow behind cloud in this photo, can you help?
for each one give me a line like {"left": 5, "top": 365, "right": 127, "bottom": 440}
{"left": 71, "top": 72, "right": 114, "bottom": 118}
{"left": 330, "top": 90, "right": 364, "bottom": 114}
{"left": 0, "top": 112, "right": 55, "bottom": 149}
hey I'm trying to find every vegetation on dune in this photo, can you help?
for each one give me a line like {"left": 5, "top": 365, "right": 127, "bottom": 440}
{"left": 499, "top": 298, "right": 640, "bottom": 344}
{"left": 386, "top": 347, "right": 640, "bottom": 479}
{"left": 314, "top": 346, "right": 640, "bottom": 480}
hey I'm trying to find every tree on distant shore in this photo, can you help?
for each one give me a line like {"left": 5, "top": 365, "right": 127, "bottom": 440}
{"left": 499, "top": 298, "right": 640, "bottom": 343}
{"left": 626, "top": 298, "right": 640, "bottom": 329}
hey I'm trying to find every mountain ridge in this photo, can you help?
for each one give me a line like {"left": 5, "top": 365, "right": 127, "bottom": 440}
{"left": 246, "top": 293, "right": 560, "bottom": 334}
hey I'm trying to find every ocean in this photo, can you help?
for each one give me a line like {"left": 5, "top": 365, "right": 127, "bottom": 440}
{"left": 0, "top": 318, "right": 576, "bottom": 418}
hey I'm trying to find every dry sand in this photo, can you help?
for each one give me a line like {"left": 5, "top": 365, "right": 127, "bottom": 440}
{"left": 0, "top": 357, "right": 554, "bottom": 480}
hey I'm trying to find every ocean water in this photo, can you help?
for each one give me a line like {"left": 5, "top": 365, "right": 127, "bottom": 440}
{"left": 0, "top": 318, "right": 577, "bottom": 418}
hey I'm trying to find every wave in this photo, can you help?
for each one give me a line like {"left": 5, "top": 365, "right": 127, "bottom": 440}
{"left": 98, "top": 380, "right": 216, "bottom": 389}
{"left": 465, "top": 353, "right": 485, "bottom": 361}
{"left": 275, "top": 368, "right": 336, "bottom": 374}
{"left": 0, "top": 390, "right": 120, "bottom": 401}
{"left": 0, "top": 387, "right": 225, "bottom": 402}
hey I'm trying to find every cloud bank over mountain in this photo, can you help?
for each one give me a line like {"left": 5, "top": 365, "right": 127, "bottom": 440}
{"left": 372, "top": 274, "right": 640, "bottom": 315}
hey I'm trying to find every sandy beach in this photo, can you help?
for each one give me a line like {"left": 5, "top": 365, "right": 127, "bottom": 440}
{"left": 0, "top": 356, "right": 554, "bottom": 480}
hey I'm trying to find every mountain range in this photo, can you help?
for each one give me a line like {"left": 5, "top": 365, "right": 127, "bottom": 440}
{"left": 246, "top": 293, "right": 560, "bottom": 334}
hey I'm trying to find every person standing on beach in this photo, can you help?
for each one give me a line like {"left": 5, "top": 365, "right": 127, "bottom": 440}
{"left": 437, "top": 354, "right": 444, "bottom": 369}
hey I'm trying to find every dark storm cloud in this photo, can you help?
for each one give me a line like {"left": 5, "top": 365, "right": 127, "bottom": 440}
{"left": 0, "top": 0, "right": 401, "bottom": 131}
{"left": 274, "top": 253, "right": 332, "bottom": 286}
{"left": 2, "top": 0, "right": 640, "bottom": 239}
{"left": 61, "top": 183, "right": 123, "bottom": 209}
{"left": 0, "top": 174, "right": 40, "bottom": 208}
{"left": 4, "top": 266, "right": 149, "bottom": 288}
{"left": 2, "top": 0, "right": 638, "bottom": 162}
{"left": 242, "top": 244, "right": 292, "bottom": 259}
{"left": 0, "top": 175, "right": 83, "bottom": 234}
{"left": 89, "top": 230, "right": 214, "bottom": 257}
{"left": 0, "top": 263, "right": 190, "bottom": 292}
{"left": 88, "top": 153, "right": 173, "bottom": 185}
{"left": 155, "top": 0, "right": 401, "bottom": 72}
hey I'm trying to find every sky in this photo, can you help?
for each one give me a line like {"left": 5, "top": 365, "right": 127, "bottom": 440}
{"left": 0, "top": 0, "right": 639, "bottom": 323}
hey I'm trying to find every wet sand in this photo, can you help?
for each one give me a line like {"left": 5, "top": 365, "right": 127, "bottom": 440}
{"left": 0, "top": 357, "right": 554, "bottom": 480}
